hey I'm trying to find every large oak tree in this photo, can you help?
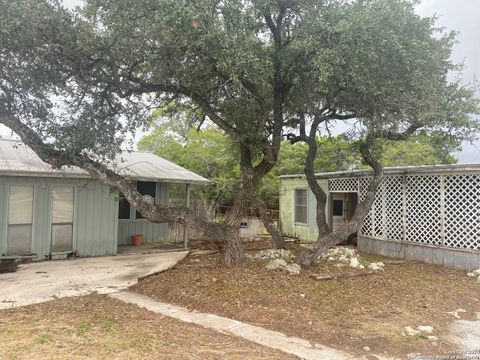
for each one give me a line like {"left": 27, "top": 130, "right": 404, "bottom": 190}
{"left": 1, "top": 0, "right": 478, "bottom": 265}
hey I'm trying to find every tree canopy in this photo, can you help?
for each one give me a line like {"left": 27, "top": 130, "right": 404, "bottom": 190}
{"left": 1, "top": 0, "right": 478, "bottom": 264}
{"left": 140, "top": 118, "right": 460, "bottom": 211}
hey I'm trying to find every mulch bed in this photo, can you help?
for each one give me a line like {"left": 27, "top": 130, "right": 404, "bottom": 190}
{"left": 131, "top": 242, "right": 480, "bottom": 357}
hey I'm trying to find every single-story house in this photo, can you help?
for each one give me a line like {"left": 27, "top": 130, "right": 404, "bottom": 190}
{"left": 279, "top": 164, "right": 480, "bottom": 270}
{"left": 0, "top": 139, "right": 209, "bottom": 261}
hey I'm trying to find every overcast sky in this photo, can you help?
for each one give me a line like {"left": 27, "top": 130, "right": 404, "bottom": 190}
{"left": 2, "top": 0, "right": 479, "bottom": 163}
{"left": 416, "top": 0, "right": 480, "bottom": 163}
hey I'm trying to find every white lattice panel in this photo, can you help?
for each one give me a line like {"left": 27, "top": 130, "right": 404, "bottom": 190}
{"left": 359, "top": 177, "right": 373, "bottom": 236}
{"left": 405, "top": 175, "right": 442, "bottom": 245}
{"left": 329, "top": 178, "right": 359, "bottom": 192}
{"left": 444, "top": 174, "right": 480, "bottom": 250}
{"left": 382, "top": 176, "right": 404, "bottom": 241}
{"left": 372, "top": 183, "right": 385, "bottom": 238}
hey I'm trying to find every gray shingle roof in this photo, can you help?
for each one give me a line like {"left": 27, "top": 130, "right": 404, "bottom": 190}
{"left": 0, "top": 139, "right": 209, "bottom": 185}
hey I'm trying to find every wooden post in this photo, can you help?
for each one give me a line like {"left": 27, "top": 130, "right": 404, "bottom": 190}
{"left": 183, "top": 183, "right": 191, "bottom": 249}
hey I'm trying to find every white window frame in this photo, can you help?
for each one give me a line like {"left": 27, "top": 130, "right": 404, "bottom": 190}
{"left": 294, "top": 188, "right": 308, "bottom": 225}
{"left": 4, "top": 184, "right": 36, "bottom": 256}
{"left": 48, "top": 185, "right": 77, "bottom": 254}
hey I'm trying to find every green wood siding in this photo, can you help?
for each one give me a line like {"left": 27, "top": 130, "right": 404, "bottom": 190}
{"left": 0, "top": 176, "right": 117, "bottom": 259}
{"left": 279, "top": 178, "right": 329, "bottom": 242}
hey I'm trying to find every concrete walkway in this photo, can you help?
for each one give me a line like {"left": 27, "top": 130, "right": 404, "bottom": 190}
{"left": 110, "top": 291, "right": 396, "bottom": 360}
{"left": 448, "top": 312, "right": 480, "bottom": 350}
{"left": 0, "top": 251, "right": 188, "bottom": 309}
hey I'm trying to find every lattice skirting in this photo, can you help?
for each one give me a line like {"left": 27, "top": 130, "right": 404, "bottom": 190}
{"left": 330, "top": 172, "right": 480, "bottom": 252}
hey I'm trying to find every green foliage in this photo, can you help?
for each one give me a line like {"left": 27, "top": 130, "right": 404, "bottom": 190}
{"left": 276, "top": 135, "right": 359, "bottom": 175}
{"left": 378, "top": 136, "right": 457, "bottom": 167}
{"left": 139, "top": 124, "right": 240, "bottom": 208}
{"left": 140, "top": 118, "right": 457, "bottom": 209}
{"left": 1, "top": 0, "right": 478, "bottom": 215}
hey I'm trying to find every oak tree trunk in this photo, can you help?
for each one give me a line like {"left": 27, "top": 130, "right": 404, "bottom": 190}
{"left": 297, "top": 138, "right": 384, "bottom": 267}
{"left": 216, "top": 225, "right": 245, "bottom": 265}
{"left": 256, "top": 198, "right": 285, "bottom": 249}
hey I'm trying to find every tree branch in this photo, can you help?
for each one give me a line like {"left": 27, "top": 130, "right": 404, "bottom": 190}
{"left": 0, "top": 114, "right": 227, "bottom": 241}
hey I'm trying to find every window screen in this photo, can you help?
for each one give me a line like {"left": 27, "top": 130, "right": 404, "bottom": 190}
{"left": 51, "top": 187, "right": 74, "bottom": 253}
{"left": 136, "top": 181, "right": 156, "bottom": 219}
{"left": 294, "top": 189, "right": 308, "bottom": 224}
{"left": 118, "top": 196, "right": 131, "bottom": 219}
{"left": 7, "top": 185, "right": 34, "bottom": 255}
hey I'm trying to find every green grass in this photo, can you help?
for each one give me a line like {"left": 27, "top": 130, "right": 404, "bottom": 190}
{"left": 36, "top": 331, "right": 52, "bottom": 344}
{"left": 77, "top": 320, "right": 93, "bottom": 332}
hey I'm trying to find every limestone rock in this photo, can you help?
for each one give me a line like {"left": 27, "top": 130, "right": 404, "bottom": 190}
{"left": 255, "top": 249, "right": 294, "bottom": 261}
{"left": 404, "top": 326, "right": 420, "bottom": 336}
{"left": 446, "top": 309, "right": 467, "bottom": 318}
{"left": 266, "top": 258, "right": 288, "bottom": 270}
{"left": 285, "top": 263, "right": 301, "bottom": 275}
{"left": 265, "top": 258, "right": 301, "bottom": 275}
{"left": 368, "top": 263, "right": 384, "bottom": 271}
{"left": 417, "top": 325, "right": 433, "bottom": 334}
{"left": 349, "top": 257, "right": 360, "bottom": 268}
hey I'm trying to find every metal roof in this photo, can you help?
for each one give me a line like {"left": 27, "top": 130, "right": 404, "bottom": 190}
{"left": 0, "top": 139, "right": 210, "bottom": 185}
{"left": 279, "top": 163, "right": 480, "bottom": 180}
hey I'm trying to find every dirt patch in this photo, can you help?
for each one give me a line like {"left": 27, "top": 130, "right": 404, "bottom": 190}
{"left": 132, "top": 243, "right": 480, "bottom": 358}
{"left": 0, "top": 294, "right": 297, "bottom": 360}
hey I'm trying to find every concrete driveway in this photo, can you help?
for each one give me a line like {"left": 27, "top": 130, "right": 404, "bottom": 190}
{"left": 0, "top": 251, "right": 188, "bottom": 309}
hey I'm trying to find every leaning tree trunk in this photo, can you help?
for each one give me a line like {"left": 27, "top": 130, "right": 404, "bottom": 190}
{"left": 288, "top": 117, "right": 331, "bottom": 238}
{"left": 256, "top": 198, "right": 285, "bottom": 249}
{"left": 297, "top": 135, "right": 384, "bottom": 267}
{"left": 303, "top": 136, "right": 330, "bottom": 237}
{"left": 220, "top": 165, "right": 265, "bottom": 264}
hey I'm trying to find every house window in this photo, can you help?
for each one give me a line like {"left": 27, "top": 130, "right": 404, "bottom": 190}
{"left": 333, "top": 199, "right": 344, "bottom": 216}
{"left": 51, "top": 187, "right": 74, "bottom": 253}
{"left": 118, "top": 182, "right": 157, "bottom": 220}
{"left": 7, "top": 185, "right": 34, "bottom": 255}
{"left": 135, "top": 181, "right": 156, "bottom": 219}
{"left": 294, "top": 189, "right": 308, "bottom": 224}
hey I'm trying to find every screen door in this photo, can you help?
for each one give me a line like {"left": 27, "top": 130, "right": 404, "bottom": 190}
{"left": 331, "top": 194, "right": 346, "bottom": 232}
